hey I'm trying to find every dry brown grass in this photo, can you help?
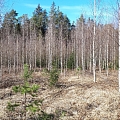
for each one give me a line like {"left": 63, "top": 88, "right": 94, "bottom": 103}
{"left": 0, "top": 70, "right": 120, "bottom": 120}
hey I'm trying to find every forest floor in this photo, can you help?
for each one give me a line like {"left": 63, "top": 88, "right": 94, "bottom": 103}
{"left": 0, "top": 70, "right": 120, "bottom": 120}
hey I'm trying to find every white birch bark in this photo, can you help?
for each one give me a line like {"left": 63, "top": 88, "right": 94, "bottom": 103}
{"left": 93, "top": 0, "right": 96, "bottom": 82}
{"left": 7, "top": 29, "right": 12, "bottom": 74}
{"left": 76, "top": 22, "right": 79, "bottom": 69}
{"left": 0, "top": 29, "right": 3, "bottom": 80}
{"left": 22, "top": 25, "right": 25, "bottom": 70}
{"left": 26, "top": 24, "right": 28, "bottom": 65}
{"left": 13, "top": 29, "right": 16, "bottom": 74}
{"left": 106, "top": 25, "right": 109, "bottom": 76}
{"left": 29, "top": 21, "right": 32, "bottom": 70}
{"left": 48, "top": 23, "right": 53, "bottom": 71}
{"left": 39, "top": 34, "right": 42, "bottom": 70}
{"left": 34, "top": 27, "right": 37, "bottom": 70}
{"left": 99, "top": 25, "right": 102, "bottom": 74}
{"left": 60, "top": 24, "right": 63, "bottom": 74}
{"left": 113, "top": 33, "right": 116, "bottom": 70}
{"left": 90, "top": 43, "right": 92, "bottom": 73}
{"left": 118, "top": 4, "right": 120, "bottom": 92}
{"left": 16, "top": 34, "right": 19, "bottom": 73}
{"left": 81, "top": 18, "right": 85, "bottom": 73}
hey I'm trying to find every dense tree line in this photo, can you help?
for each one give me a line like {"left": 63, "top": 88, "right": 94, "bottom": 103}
{"left": 0, "top": 2, "right": 118, "bottom": 76}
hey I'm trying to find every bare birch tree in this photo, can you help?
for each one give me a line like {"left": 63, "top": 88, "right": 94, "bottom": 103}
{"left": 118, "top": 2, "right": 120, "bottom": 92}
{"left": 93, "top": 0, "right": 96, "bottom": 82}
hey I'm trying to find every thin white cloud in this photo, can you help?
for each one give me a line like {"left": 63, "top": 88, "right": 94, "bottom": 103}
{"left": 24, "top": 4, "right": 89, "bottom": 11}
{"left": 24, "top": 3, "right": 114, "bottom": 22}
{"left": 61, "top": 5, "right": 89, "bottom": 11}
{"left": 24, "top": 4, "right": 50, "bottom": 9}
{"left": 24, "top": 4, "right": 37, "bottom": 8}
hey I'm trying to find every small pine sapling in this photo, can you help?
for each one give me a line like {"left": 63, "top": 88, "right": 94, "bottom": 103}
{"left": 49, "top": 66, "right": 59, "bottom": 87}
{"left": 6, "top": 64, "right": 42, "bottom": 120}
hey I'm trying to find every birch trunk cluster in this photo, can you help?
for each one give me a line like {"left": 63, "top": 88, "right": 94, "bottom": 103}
{"left": 0, "top": 3, "right": 119, "bottom": 81}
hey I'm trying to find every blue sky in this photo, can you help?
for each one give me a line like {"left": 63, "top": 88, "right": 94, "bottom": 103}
{"left": 3, "top": 0, "right": 117, "bottom": 23}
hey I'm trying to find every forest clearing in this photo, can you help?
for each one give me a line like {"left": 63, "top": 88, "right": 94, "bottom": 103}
{"left": 0, "top": 70, "right": 120, "bottom": 120}
{"left": 1, "top": 0, "right": 120, "bottom": 119}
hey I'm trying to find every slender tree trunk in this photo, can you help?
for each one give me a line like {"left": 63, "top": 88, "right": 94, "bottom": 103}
{"left": 106, "top": 25, "right": 109, "bottom": 76}
{"left": 22, "top": 26, "right": 25, "bottom": 70}
{"left": 12, "top": 27, "right": 15, "bottom": 74}
{"left": 93, "top": 0, "right": 96, "bottom": 82}
{"left": 0, "top": 29, "right": 3, "bottom": 80}
{"left": 76, "top": 25, "right": 79, "bottom": 69}
{"left": 34, "top": 39, "right": 37, "bottom": 70}
{"left": 99, "top": 25, "right": 102, "bottom": 74}
{"left": 66, "top": 40, "right": 68, "bottom": 72}
{"left": 34, "top": 28, "right": 37, "bottom": 70}
{"left": 25, "top": 25, "right": 28, "bottom": 65}
{"left": 63, "top": 38, "right": 66, "bottom": 77}
{"left": 90, "top": 40, "right": 92, "bottom": 73}
{"left": 73, "top": 30, "right": 76, "bottom": 70}
{"left": 29, "top": 21, "right": 32, "bottom": 70}
{"left": 48, "top": 28, "right": 51, "bottom": 71}
{"left": 16, "top": 34, "right": 19, "bottom": 73}
{"left": 113, "top": 30, "right": 116, "bottom": 70}
{"left": 81, "top": 19, "right": 85, "bottom": 73}
{"left": 60, "top": 24, "right": 63, "bottom": 74}
{"left": 48, "top": 23, "right": 53, "bottom": 71}
{"left": 39, "top": 34, "right": 42, "bottom": 70}
{"left": 7, "top": 30, "right": 10, "bottom": 74}
{"left": 118, "top": 4, "right": 120, "bottom": 92}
